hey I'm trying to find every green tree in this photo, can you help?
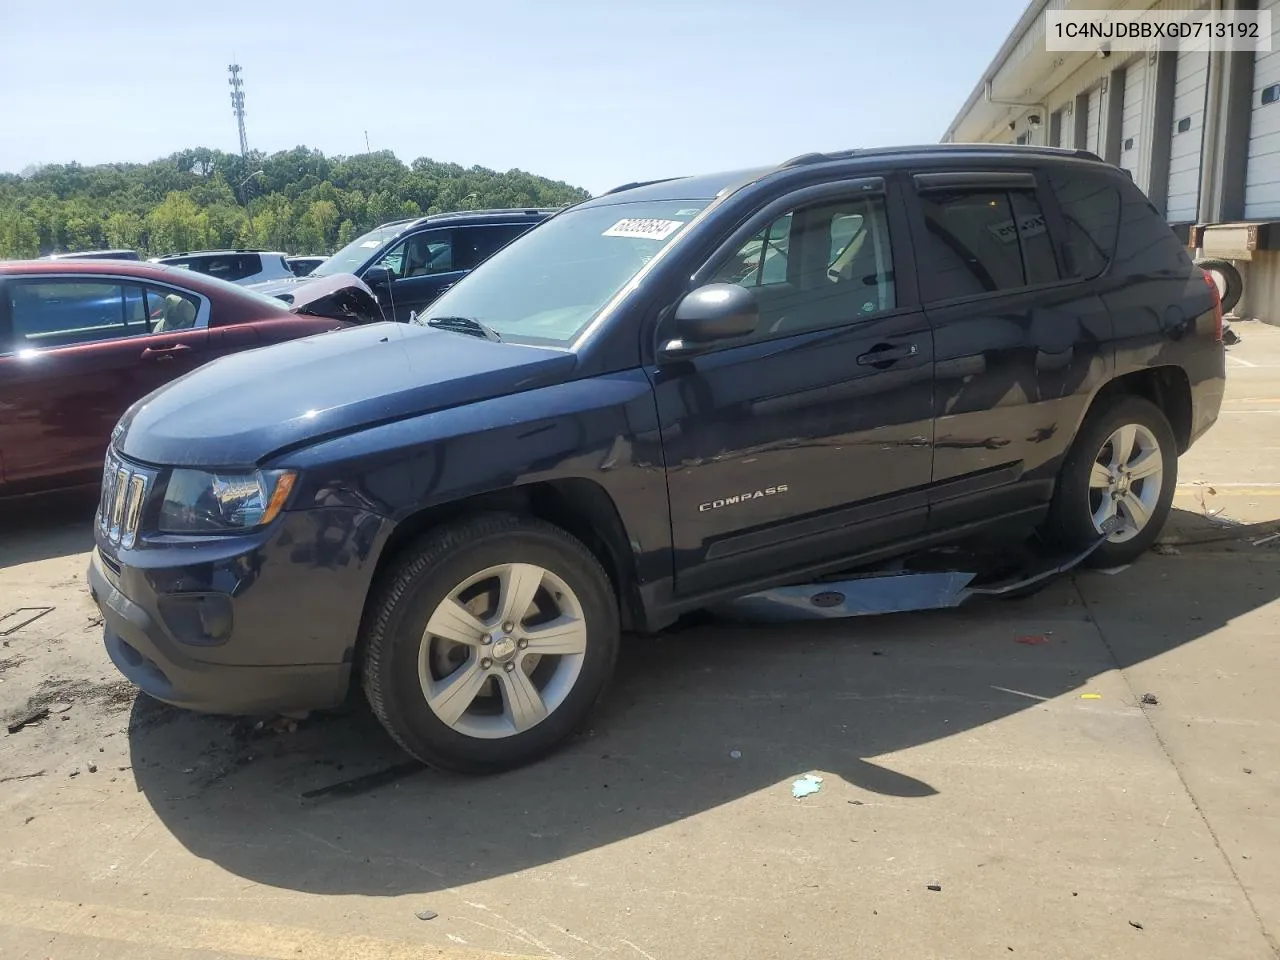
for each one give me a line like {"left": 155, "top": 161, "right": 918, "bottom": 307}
{"left": 147, "top": 191, "right": 204, "bottom": 254}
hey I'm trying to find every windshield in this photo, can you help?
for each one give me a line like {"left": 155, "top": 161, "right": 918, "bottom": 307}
{"left": 311, "top": 223, "right": 406, "bottom": 277}
{"left": 417, "top": 200, "right": 708, "bottom": 345}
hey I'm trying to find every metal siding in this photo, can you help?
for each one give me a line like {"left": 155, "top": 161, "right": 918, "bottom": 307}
{"left": 1120, "top": 58, "right": 1149, "bottom": 189}
{"left": 1245, "top": 0, "right": 1280, "bottom": 219}
{"left": 1166, "top": 47, "right": 1209, "bottom": 223}
{"left": 1086, "top": 87, "right": 1102, "bottom": 154}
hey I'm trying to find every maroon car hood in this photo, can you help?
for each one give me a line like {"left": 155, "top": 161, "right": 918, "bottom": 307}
{"left": 278, "top": 273, "right": 384, "bottom": 324}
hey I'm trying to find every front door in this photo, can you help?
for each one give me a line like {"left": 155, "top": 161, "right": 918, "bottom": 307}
{"left": 651, "top": 177, "right": 936, "bottom": 597}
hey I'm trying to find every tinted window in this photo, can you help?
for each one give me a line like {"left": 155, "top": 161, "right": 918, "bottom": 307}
{"left": 918, "top": 188, "right": 1059, "bottom": 301}
{"left": 1010, "top": 191, "right": 1060, "bottom": 285}
{"left": 374, "top": 231, "right": 454, "bottom": 280}
{"left": 8, "top": 280, "right": 134, "bottom": 349}
{"left": 456, "top": 224, "right": 536, "bottom": 270}
{"left": 1047, "top": 171, "right": 1121, "bottom": 279}
{"left": 709, "top": 193, "right": 896, "bottom": 340}
{"left": 167, "top": 254, "right": 259, "bottom": 282}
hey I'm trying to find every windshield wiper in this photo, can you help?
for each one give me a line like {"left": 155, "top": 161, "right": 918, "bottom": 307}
{"left": 425, "top": 316, "right": 503, "bottom": 342}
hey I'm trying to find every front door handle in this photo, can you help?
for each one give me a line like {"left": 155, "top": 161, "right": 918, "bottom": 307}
{"left": 140, "top": 344, "right": 192, "bottom": 361}
{"left": 856, "top": 342, "right": 918, "bottom": 367}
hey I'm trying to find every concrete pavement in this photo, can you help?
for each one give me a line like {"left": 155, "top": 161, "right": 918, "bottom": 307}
{"left": 1, "top": 327, "right": 1278, "bottom": 960}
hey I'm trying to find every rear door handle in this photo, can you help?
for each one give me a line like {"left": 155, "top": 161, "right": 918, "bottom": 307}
{"left": 140, "top": 344, "right": 192, "bottom": 361}
{"left": 856, "top": 342, "right": 918, "bottom": 366}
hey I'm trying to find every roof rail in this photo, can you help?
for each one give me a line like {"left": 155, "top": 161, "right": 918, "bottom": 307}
{"left": 603, "top": 176, "right": 684, "bottom": 196}
{"left": 777, "top": 143, "right": 1106, "bottom": 169}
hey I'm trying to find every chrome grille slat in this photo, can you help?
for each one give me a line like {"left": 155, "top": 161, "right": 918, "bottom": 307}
{"left": 121, "top": 475, "right": 147, "bottom": 549}
{"left": 98, "top": 450, "right": 154, "bottom": 548}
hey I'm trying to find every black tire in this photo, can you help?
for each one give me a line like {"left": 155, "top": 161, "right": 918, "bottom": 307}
{"left": 1196, "top": 257, "right": 1243, "bottom": 315}
{"left": 1044, "top": 396, "right": 1178, "bottom": 568}
{"left": 360, "top": 512, "right": 620, "bottom": 774}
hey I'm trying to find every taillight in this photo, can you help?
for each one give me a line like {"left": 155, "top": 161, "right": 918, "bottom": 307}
{"left": 1203, "top": 268, "right": 1224, "bottom": 342}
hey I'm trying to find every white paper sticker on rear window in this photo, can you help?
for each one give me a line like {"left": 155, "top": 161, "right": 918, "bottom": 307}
{"left": 360, "top": 240, "right": 381, "bottom": 248}
{"left": 602, "top": 218, "right": 685, "bottom": 241}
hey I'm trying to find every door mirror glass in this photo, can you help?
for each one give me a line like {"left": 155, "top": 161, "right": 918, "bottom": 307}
{"left": 672, "top": 283, "right": 759, "bottom": 344}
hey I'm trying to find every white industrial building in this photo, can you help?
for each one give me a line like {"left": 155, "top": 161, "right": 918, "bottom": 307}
{"left": 944, "top": 0, "right": 1279, "bottom": 323}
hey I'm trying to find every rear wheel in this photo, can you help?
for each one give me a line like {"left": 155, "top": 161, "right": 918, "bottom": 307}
{"left": 360, "top": 514, "right": 619, "bottom": 774}
{"left": 1045, "top": 396, "right": 1177, "bottom": 567}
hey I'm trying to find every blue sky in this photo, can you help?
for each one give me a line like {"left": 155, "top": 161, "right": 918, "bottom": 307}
{"left": 0, "top": 0, "right": 1025, "bottom": 195}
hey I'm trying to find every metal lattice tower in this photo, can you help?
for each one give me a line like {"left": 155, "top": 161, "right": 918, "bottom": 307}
{"left": 228, "top": 64, "right": 248, "bottom": 158}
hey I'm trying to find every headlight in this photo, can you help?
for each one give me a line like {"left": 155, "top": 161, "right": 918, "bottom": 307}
{"left": 159, "top": 468, "right": 297, "bottom": 534}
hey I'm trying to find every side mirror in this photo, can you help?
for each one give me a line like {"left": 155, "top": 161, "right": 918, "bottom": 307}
{"left": 658, "top": 283, "right": 759, "bottom": 361}
{"left": 362, "top": 265, "right": 394, "bottom": 288}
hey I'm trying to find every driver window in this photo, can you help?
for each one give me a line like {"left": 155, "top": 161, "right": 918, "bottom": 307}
{"left": 708, "top": 193, "right": 896, "bottom": 341}
{"left": 374, "top": 231, "right": 455, "bottom": 280}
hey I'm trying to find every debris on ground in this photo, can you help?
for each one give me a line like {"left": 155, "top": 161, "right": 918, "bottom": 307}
{"left": 1129, "top": 921, "right": 1144, "bottom": 930}
{"left": 792, "top": 773, "right": 824, "bottom": 799}
{"left": 729, "top": 750, "right": 742, "bottom": 760}
{"left": 1080, "top": 693, "right": 1102, "bottom": 700}
{"left": 1152, "top": 542, "right": 1181, "bottom": 556}
{"left": 1016, "top": 634, "right": 1050, "bottom": 645}
{"left": 1253, "top": 532, "right": 1280, "bottom": 548}
{"left": 0, "top": 770, "right": 46, "bottom": 784}
{"left": 415, "top": 910, "right": 438, "bottom": 921}
{"left": 6, "top": 707, "right": 50, "bottom": 734}
{"left": 1244, "top": 768, "right": 1253, "bottom": 775}
{"left": 87, "top": 762, "right": 98, "bottom": 774}
{"left": 848, "top": 800, "right": 864, "bottom": 806}
{"left": 1140, "top": 693, "right": 1159, "bottom": 706}
{"left": 0, "top": 606, "right": 55, "bottom": 637}
{"left": 926, "top": 884, "right": 942, "bottom": 892}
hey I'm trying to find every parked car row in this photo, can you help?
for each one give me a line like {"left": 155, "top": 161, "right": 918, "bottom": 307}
{"left": 77, "top": 144, "right": 1225, "bottom": 776}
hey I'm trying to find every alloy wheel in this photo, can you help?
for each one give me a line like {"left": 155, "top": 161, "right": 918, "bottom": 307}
{"left": 1088, "top": 423, "right": 1164, "bottom": 544}
{"left": 417, "top": 563, "right": 588, "bottom": 739}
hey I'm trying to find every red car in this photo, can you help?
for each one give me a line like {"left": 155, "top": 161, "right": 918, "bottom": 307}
{"left": 0, "top": 259, "right": 381, "bottom": 498}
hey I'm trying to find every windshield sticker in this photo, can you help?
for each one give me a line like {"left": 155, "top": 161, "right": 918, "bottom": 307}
{"left": 675, "top": 208, "right": 702, "bottom": 217}
{"left": 603, "top": 218, "right": 685, "bottom": 241}
{"left": 360, "top": 240, "right": 382, "bottom": 248}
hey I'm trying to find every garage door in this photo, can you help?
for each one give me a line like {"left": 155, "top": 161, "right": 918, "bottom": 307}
{"left": 1245, "top": 0, "right": 1280, "bottom": 219}
{"left": 1085, "top": 87, "right": 1102, "bottom": 154}
{"left": 1119, "top": 57, "right": 1148, "bottom": 189}
{"left": 1165, "top": 47, "right": 1209, "bottom": 223}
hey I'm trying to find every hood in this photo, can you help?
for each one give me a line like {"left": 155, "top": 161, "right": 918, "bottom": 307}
{"left": 251, "top": 272, "right": 385, "bottom": 324}
{"left": 115, "top": 322, "right": 578, "bottom": 467}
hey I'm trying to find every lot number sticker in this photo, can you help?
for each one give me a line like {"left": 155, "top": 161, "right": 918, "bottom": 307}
{"left": 603, "top": 218, "right": 685, "bottom": 241}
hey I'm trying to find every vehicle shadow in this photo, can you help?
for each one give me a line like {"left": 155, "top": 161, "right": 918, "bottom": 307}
{"left": 127, "top": 507, "right": 1280, "bottom": 897}
{"left": 0, "top": 488, "right": 98, "bottom": 569}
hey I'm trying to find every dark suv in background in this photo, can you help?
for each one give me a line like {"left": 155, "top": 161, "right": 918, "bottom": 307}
{"left": 90, "top": 144, "right": 1224, "bottom": 776}
{"left": 251, "top": 208, "right": 555, "bottom": 321}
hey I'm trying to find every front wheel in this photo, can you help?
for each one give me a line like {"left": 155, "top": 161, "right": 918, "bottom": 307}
{"left": 360, "top": 514, "right": 620, "bottom": 774}
{"left": 1045, "top": 396, "right": 1178, "bottom": 567}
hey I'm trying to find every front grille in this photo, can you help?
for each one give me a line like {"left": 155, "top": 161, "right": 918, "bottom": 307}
{"left": 98, "top": 450, "right": 156, "bottom": 549}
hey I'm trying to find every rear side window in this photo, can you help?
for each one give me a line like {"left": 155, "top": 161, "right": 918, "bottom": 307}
{"left": 917, "top": 188, "right": 1060, "bottom": 302}
{"left": 178, "top": 254, "right": 260, "bottom": 282}
{"left": 1046, "top": 171, "right": 1121, "bottom": 279}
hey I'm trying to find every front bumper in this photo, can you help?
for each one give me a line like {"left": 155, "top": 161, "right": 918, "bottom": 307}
{"left": 86, "top": 507, "right": 388, "bottom": 716}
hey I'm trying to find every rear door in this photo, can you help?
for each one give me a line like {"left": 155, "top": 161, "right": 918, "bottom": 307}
{"left": 906, "top": 169, "right": 1113, "bottom": 531}
{"left": 0, "top": 276, "right": 208, "bottom": 494}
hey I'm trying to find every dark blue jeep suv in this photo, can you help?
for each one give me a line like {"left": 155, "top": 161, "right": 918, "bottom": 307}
{"left": 89, "top": 144, "right": 1225, "bottom": 773}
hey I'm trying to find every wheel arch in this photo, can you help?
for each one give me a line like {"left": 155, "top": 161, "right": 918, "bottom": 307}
{"left": 1082, "top": 366, "right": 1193, "bottom": 453}
{"left": 359, "top": 479, "right": 644, "bottom": 645}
